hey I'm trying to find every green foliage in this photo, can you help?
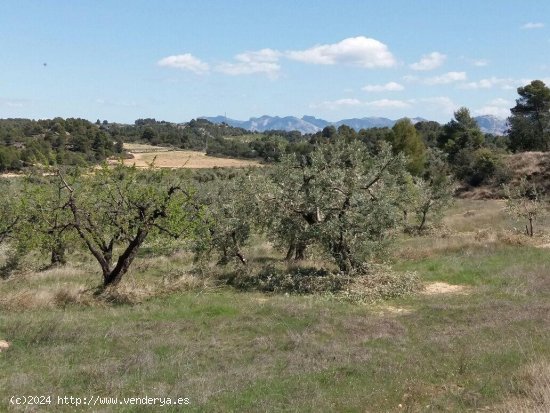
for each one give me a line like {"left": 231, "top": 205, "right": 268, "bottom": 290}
{"left": 357, "top": 127, "right": 394, "bottom": 152}
{"left": 388, "top": 118, "right": 427, "bottom": 175}
{"left": 0, "top": 146, "right": 22, "bottom": 171}
{"left": 437, "top": 108, "right": 507, "bottom": 186}
{"left": 439, "top": 107, "right": 484, "bottom": 163}
{"left": 227, "top": 265, "right": 347, "bottom": 294}
{"left": 454, "top": 147, "right": 504, "bottom": 186}
{"left": 193, "top": 173, "right": 262, "bottom": 266}
{"left": 415, "top": 120, "right": 443, "bottom": 148}
{"left": 508, "top": 79, "right": 550, "bottom": 152}
{"left": 264, "top": 138, "right": 411, "bottom": 273}
{"left": 14, "top": 174, "right": 81, "bottom": 267}
{"left": 60, "top": 165, "right": 200, "bottom": 287}
{"left": 0, "top": 179, "right": 20, "bottom": 245}
{"left": 408, "top": 149, "right": 455, "bottom": 231}
{"left": 0, "top": 118, "right": 120, "bottom": 171}
{"left": 0, "top": 178, "right": 25, "bottom": 277}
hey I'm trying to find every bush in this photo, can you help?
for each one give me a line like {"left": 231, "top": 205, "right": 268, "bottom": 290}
{"left": 454, "top": 148, "right": 503, "bottom": 186}
{"left": 224, "top": 263, "right": 420, "bottom": 301}
{"left": 227, "top": 265, "right": 350, "bottom": 294}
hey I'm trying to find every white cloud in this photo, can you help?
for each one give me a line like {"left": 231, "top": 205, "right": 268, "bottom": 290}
{"left": 402, "top": 75, "right": 419, "bottom": 83}
{"left": 0, "top": 99, "right": 25, "bottom": 108}
{"left": 488, "top": 98, "right": 511, "bottom": 106}
{"left": 362, "top": 81, "right": 404, "bottom": 92}
{"left": 95, "top": 98, "right": 140, "bottom": 107}
{"left": 424, "top": 71, "right": 467, "bottom": 85}
{"left": 461, "top": 77, "right": 517, "bottom": 90}
{"left": 365, "top": 99, "right": 410, "bottom": 108}
{"left": 522, "top": 22, "right": 544, "bottom": 29}
{"left": 472, "top": 59, "right": 489, "bottom": 67}
{"left": 474, "top": 106, "right": 511, "bottom": 118}
{"left": 474, "top": 98, "right": 512, "bottom": 118}
{"left": 417, "top": 97, "right": 458, "bottom": 115}
{"left": 403, "top": 72, "right": 467, "bottom": 85}
{"left": 410, "top": 52, "right": 446, "bottom": 71}
{"left": 312, "top": 97, "right": 409, "bottom": 110}
{"left": 217, "top": 48, "right": 281, "bottom": 79}
{"left": 287, "top": 36, "right": 396, "bottom": 68}
{"left": 312, "top": 98, "right": 363, "bottom": 110}
{"left": 157, "top": 53, "right": 209, "bottom": 74}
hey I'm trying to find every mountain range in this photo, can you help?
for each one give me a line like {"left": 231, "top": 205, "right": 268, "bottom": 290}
{"left": 202, "top": 115, "right": 508, "bottom": 135}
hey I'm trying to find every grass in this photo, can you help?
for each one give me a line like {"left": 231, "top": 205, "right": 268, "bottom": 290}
{"left": 1, "top": 199, "right": 549, "bottom": 412}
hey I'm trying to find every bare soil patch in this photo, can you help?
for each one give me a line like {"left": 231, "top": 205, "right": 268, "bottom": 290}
{"left": 121, "top": 150, "right": 261, "bottom": 169}
{"left": 422, "top": 282, "right": 470, "bottom": 295}
{"left": 378, "top": 305, "right": 414, "bottom": 316}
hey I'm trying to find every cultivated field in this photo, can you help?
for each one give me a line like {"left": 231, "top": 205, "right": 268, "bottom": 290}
{"left": 122, "top": 143, "right": 261, "bottom": 169}
{"left": 1, "top": 199, "right": 549, "bottom": 412}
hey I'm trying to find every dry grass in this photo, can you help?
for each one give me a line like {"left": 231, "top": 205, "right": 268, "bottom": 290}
{"left": 506, "top": 151, "right": 550, "bottom": 192}
{"left": 0, "top": 284, "right": 92, "bottom": 310}
{"left": 458, "top": 151, "right": 550, "bottom": 199}
{"left": 495, "top": 360, "right": 550, "bottom": 412}
{"left": 0, "top": 248, "right": 210, "bottom": 311}
{"left": 121, "top": 149, "right": 261, "bottom": 169}
{"left": 396, "top": 198, "right": 550, "bottom": 260}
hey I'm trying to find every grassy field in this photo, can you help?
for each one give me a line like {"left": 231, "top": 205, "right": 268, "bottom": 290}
{"left": 1, "top": 200, "right": 549, "bottom": 412}
{"left": 121, "top": 143, "right": 261, "bottom": 169}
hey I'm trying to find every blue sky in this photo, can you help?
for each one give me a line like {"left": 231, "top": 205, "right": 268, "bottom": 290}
{"left": 1, "top": 0, "right": 549, "bottom": 123}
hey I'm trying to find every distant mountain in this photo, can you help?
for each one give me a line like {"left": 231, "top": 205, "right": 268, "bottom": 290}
{"left": 203, "top": 114, "right": 507, "bottom": 135}
{"left": 333, "top": 117, "right": 395, "bottom": 130}
{"left": 203, "top": 115, "right": 405, "bottom": 134}
{"left": 202, "top": 115, "right": 320, "bottom": 134}
{"left": 248, "top": 116, "right": 321, "bottom": 134}
{"left": 301, "top": 116, "right": 330, "bottom": 129}
{"left": 201, "top": 116, "right": 248, "bottom": 129}
{"left": 474, "top": 115, "right": 508, "bottom": 135}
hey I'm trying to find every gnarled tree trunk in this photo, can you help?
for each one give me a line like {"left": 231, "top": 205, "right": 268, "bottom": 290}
{"left": 103, "top": 229, "right": 148, "bottom": 287}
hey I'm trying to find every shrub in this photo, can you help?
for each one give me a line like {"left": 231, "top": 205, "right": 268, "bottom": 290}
{"left": 454, "top": 148, "right": 503, "bottom": 186}
{"left": 227, "top": 265, "right": 349, "bottom": 294}
{"left": 225, "top": 263, "right": 420, "bottom": 302}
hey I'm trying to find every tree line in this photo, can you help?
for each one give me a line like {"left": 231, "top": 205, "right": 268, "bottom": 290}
{"left": 0, "top": 118, "right": 123, "bottom": 171}
{"left": 1, "top": 79, "right": 549, "bottom": 188}
{"left": 0, "top": 133, "right": 454, "bottom": 288}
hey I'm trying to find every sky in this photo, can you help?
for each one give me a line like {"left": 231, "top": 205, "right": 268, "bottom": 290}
{"left": 1, "top": 0, "right": 549, "bottom": 124}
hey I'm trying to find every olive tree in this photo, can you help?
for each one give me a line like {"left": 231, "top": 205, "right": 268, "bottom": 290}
{"left": 504, "top": 178, "right": 544, "bottom": 237}
{"left": 409, "top": 149, "right": 455, "bottom": 232}
{"left": 265, "top": 139, "right": 410, "bottom": 274}
{"left": 0, "top": 179, "right": 19, "bottom": 245}
{"left": 193, "top": 173, "right": 262, "bottom": 266}
{"left": 18, "top": 174, "right": 76, "bottom": 267}
{"left": 59, "top": 165, "right": 198, "bottom": 287}
{"left": 0, "top": 179, "right": 22, "bottom": 278}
